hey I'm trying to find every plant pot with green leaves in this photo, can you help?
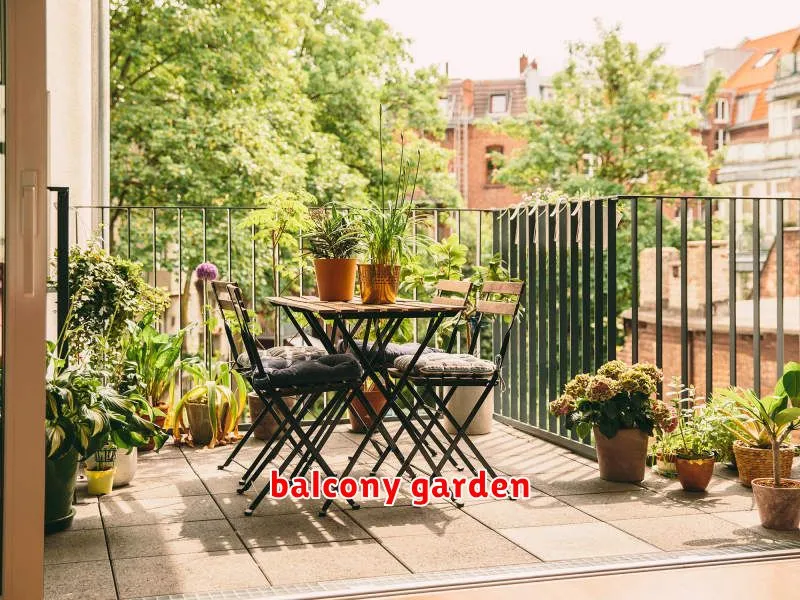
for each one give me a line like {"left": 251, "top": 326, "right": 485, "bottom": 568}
{"left": 726, "top": 364, "right": 800, "bottom": 529}
{"left": 650, "top": 432, "right": 679, "bottom": 477}
{"left": 550, "top": 360, "right": 674, "bottom": 483}
{"left": 306, "top": 206, "right": 360, "bottom": 301}
{"left": 665, "top": 379, "right": 717, "bottom": 492}
{"left": 85, "top": 445, "right": 117, "bottom": 495}
{"left": 46, "top": 342, "right": 167, "bottom": 531}
{"left": 167, "top": 360, "right": 248, "bottom": 448}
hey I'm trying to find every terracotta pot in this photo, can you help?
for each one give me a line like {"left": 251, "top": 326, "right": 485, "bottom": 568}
{"left": 676, "top": 454, "right": 715, "bottom": 492}
{"left": 314, "top": 258, "right": 357, "bottom": 301}
{"left": 349, "top": 389, "right": 387, "bottom": 433}
{"left": 247, "top": 392, "right": 297, "bottom": 441}
{"left": 358, "top": 264, "right": 400, "bottom": 304}
{"left": 140, "top": 404, "right": 168, "bottom": 452}
{"left": 185, "top": 402, "right": 214, "bottom": 446}
{"left": 752, "top": 478, "right": 800, "bottom": 530}
{"left": 593, "top": 426, "right": 648, "bottom": 483}
{"left": 732, "top": 441, "right": 794, "bottom": 487}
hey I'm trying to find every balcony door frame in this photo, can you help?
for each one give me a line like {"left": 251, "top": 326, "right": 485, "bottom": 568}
{"left": 2, "top": 0, "right": 48, "bottom": 598}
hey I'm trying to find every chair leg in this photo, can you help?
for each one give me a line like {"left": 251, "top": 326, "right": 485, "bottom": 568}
{"left": 219, "top": 396, "right": 271, "bottom": 470}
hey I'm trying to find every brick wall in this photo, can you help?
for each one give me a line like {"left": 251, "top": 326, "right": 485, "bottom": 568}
{"left": 760, "top": 228, "right": 800, "bottom": 298}
{"left": 464, "top": 125, "right": 525, "bottom": 209}
{"left": 728, "top": 123, "right": 769, "bottom": 144}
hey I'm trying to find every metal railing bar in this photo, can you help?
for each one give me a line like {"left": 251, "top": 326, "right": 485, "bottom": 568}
{"left": 680, "top": 197, "right": 689, "bottom": 389}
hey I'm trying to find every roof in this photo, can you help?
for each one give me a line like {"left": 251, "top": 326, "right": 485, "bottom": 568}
{"left": 447, "top": 78, "right": 529, "bottom": 119}
{"left": 725, "top": 27, "right": 800, "bottom": 124}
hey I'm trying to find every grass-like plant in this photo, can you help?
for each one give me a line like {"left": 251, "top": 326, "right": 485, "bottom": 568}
{"left": 306, "top": 205, "right": 360, "bottom": 259}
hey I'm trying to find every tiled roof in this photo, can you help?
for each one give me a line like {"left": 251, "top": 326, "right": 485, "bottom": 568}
{"left": 447, "top": 78, "right": 528, "bottom": 119}
{"left": 725, "top": 26, "right": 800, "bottom": 125}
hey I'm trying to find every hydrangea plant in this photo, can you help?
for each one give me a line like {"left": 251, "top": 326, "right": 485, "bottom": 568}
{"left": 550, "top": 360, "right": 675, "bottom": 440}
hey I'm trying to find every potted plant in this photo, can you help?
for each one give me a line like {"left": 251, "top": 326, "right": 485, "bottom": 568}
{"left": 348, "top": 381, "right": 386, "bottom": 433}
{"left": 167, "top": 360, "right": 248, "bottom": 448}
{"left": 85, "top": 445, "right": 117, "bottom": 495}
{"left": 665, "top": 379, "right": 716, "bottom": 492}
{"left": 727, "top": 365, "right": 800, "bottom": 529}
{"left": 650, "top": 433, "right": 679, "bottom": 477}
{"left": 306, "top": 206, "right": 361, "bottom": 301}
{"left": 550, "top": 360, "right": 675, "bottom": 483}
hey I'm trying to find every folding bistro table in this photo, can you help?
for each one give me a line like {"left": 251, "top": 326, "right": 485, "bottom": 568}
{"left": 267, "top": 295, "right": 463, "bottom": 515}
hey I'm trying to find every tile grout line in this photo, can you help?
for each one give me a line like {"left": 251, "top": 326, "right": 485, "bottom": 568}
{"left": 96, "top": 492, "right": 123, "bottom": 600}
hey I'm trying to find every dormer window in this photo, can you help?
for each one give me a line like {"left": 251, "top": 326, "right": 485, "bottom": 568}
{"left": 754, "top": 50, "right": 777, "bottom": 69}
{"left": 489, "top": 93, "right": 509, "bottom": 114}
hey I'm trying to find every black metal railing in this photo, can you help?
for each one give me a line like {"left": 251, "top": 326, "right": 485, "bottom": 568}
{"left": 58, "top": 196, "right": 800, "bottom": 450}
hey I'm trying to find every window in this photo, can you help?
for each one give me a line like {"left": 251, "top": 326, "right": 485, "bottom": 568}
{"left": 735, "top": 93, "right": 757, "bottom": 124}
{"left": 714, "top": 128, "right": 729, "bottom": 150}
{"left": 485, "top": 145, "right": 504, "bottom": 184}
{"left": 715, "top": 98, "right": 729, "bottom": 122}
{"left": 754, "top": 50, "right": 777, "bottom": 69}
{"left": 769, "top": 98, "right": 800, "bottom": 137}
{"left": 489, "top": 93, "right": 508, "bottom": 114}
{"left": 438, "top": 97, "right": 450, "bottom": 117}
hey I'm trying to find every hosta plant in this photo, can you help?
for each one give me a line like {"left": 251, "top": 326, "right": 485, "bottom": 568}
{"left": 167, "top": 361, "right": 248, "bottom": 448}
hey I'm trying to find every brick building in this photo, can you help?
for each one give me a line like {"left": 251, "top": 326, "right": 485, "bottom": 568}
{"left": 440, "top": 56, "right": 552, "bottom": 209}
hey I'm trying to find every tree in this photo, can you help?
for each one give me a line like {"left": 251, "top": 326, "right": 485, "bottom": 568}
{"left": 491, "top": 24, "right": 721, "bottom": 197}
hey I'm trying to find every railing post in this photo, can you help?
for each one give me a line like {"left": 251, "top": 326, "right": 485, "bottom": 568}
{"left": 49, "top": 186, "right": 70, "bottom": 361}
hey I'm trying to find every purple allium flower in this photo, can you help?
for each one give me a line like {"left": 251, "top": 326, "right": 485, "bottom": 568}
{"left": 195, "top": 262, "right": 219, "bottom": 281}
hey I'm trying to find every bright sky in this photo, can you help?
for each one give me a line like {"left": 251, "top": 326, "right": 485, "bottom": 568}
{"left": 368, "top": 0, "right": 799, "bottom": 79}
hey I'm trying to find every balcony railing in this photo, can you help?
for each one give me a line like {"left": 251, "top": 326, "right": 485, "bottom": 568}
{"left": 59, "top": 196, "right": 800, "bottom": 457}
{"left": 723, "top": 138, "right": 800, "bottom": 163}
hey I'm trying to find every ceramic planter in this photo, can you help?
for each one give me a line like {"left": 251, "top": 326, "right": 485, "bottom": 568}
{"left": 247, "top": 392, "right": 297, "bottom": 441}
{"left": 358, "top": 264, "right": 400, "bottom": 304}
{"left": 349, "top": 389, "right": 387, "bottom": 433}
{"left": 86, "top": 468, "right": 116, "bottom": 496}
{"left": 185, "top": 402, "right": 214, "bottom": 446}
{"left": 752, "top": 478, "right": 800, "bottom": 530}
{"left": 314, "top": 258, "right": 357, "bottom": 301}
{"left": 85, "top": 447, "right": 138, "bottom": 487}
{"left": 676, "top": 454, "right": 715, "bottom": 492}
{"left": 45, "top": 449, "right": 80, "bottom": 533}
{"left": 443, "top": 386, "right": 493, "bottom": 436}
{"left": 594, "top": 426, "right": 648, "bottom": 483}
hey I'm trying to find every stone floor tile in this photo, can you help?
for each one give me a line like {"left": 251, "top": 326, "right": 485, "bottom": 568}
{"left": 137, "top": 443, "right": 184, "bottom": 461}
{"left": 105, "top": 473, "right": 208, "bottom": 500}
{"left": 700, "top": 510, "right": 800, "bottom": 543}
{"left": 347, "top": 505, "right": 488, "bottom": 539}
{"left": 214, "top": 491, "right": 325, "bottom": 519}
{"left": 662, "top": 477, "right": 757, "bottom": 513}
{"left": 45, "top": 529, "right": 108, "bottom": 565}
{"left": 251, "top": 539, "right": 409, "bottom": 585}
{"left": 527, "top": 467, "right": 641, "bottom": 496}
{"left": 100, "top": 494, "right": 223, "bottom": 527}
{"left": 493, "top": 452, "right": 587, "bottom": 475}
{"left": 609, "top": 513, "right": 769, "bottom": 551}
{"left": 230, "top": 509, "right": 370, "bottom": 548}
{"left": 463, "top": 496, "right": 596, "bottom": 529}
{"left": 107, "top": 519, "right": 243, "bottom": 559}
{"left": 70, "top": 499, "right": 102, "bottom": 530}
{"left": 559, "top": 490, "right": 703, "bottom": 521}
{"left": 380, "top": 530, "right": 537, "bottom": 572}
{"left": 501, "top": 522, "right": 659, "bottom": 561}
{"left": 44, "top": 560, "right": 116, "bottom": 600}
{"left": 113, "top": 549, "right": 267, "bottom": 598}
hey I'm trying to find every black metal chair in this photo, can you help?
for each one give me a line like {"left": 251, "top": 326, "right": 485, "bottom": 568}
{"left": 381, "top": 280, "right": 525, "bottom": 485}
{"left": 211, "top": 281, "right": 363, "bottom": 515}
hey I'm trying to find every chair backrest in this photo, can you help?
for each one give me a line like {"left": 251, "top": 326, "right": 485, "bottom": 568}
{"left": 211, "top": 280, "right": 266, "bottom": 377}
{"left": 471, "top": 280, "right": 525, "bottom": 363}
{"left": 433, "top": 280, "right": 472, "bottom": 352}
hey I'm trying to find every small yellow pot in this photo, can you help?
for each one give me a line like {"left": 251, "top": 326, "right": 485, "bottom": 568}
{"left": 86, "top": 468, "right": 116, "bottom": 495}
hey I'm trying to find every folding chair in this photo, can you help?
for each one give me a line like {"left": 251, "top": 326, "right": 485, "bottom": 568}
{"left": 211, "top": 281, "right": 363, "bottom": 515}
{"left": 382, "top": 280, "right": 525, "bottom": 483}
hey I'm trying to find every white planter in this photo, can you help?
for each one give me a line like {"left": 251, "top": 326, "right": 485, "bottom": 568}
{"left": 85, "top": 447, "right": 138, "bottom": 487}
{"left": 443, "top": 387, "right": 494, "bottom": 436}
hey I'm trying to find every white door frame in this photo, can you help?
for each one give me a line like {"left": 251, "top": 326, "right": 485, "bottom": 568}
{"left": 2, "top": 0, "right": 48, "bottom": 598}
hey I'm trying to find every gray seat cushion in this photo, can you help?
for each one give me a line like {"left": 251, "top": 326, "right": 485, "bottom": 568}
{"left": 237, "top": 345, "right": 326, "bottom": 369}
{"left": 337, "top": 339, "right": 442, "bottom": 366}
{"left": 257, "top": 354, "right": 363, "bottom": 388}
{"left": 394, "top": 353, "right": 496, "bottom": 377}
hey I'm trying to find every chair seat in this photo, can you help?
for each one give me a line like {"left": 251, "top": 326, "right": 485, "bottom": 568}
{"left": 253, "top": 354, "right": 363, "bottom": 389}
{"left": 393, "top": 353, "right": 497, "bottom": 378}
{"left": 337, "top": 339, "right": 442, "bottom": 367}
{"left": 236, "top": 345, "right": 326, "bottom": 369}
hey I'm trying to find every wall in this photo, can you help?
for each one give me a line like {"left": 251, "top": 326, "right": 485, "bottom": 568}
{"left": 464, "top": 125, "right": 525, "bottom": 209}
{"left": 760, "top": 227, "right": 800, "bottom": 297}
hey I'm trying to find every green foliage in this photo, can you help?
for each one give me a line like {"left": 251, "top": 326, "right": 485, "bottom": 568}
{"left": 167, "top": 360, "right": 248, "bottom": 448}
{"left": 699, "top": 394, "right": 739, "bottom": 464}
{"left": 401, "top": 235, "right": 468, "bottom": 297}
{"left": 490, "top": 23, "right": 715, "bottom": 196}
{"left": 46, "top": 342, "right": 167, "bottom": 460}
{"left": 305, "top": 206, "right": 361, "bottom": 260}
{"left": 64, "top": 240, "right": 170, "bottom": 370}
{"left": 664, "top": 379, "right": 716, "bottom": 458}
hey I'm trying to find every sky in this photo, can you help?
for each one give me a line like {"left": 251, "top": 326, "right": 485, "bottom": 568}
{"left": 367, "top": 0, "right": 799, "bottom": 79}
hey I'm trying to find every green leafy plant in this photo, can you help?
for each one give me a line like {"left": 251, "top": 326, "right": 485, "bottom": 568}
{"left": 306, "top": 206, "right": 360, "bottom": 259}
{"left": 700, "top": 393, "right": 738, "bottom": 464}
{"left": 166, "top": 361, "right": 248, "bottom": 448}
{"left": 120, "top": 313, "right": 190, "bottom": 409}
{"left": 550, "top": 360, "right": 674, "bottom": 440}
{"left": 46, "top": 342, "right": 167, "bottom": 460}
{"left": 401, "top": 235, "right": 468, "bottom": 298}
{"left": 664, "top": 379, "right": 716, "bottom": 459}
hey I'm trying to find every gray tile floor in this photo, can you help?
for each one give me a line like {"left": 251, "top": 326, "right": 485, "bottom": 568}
{"left": 44, "top": 422, "right": 800, "bottom": 600}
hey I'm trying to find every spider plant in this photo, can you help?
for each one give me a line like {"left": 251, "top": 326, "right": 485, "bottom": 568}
{"left": 306, "top": 206, "right": 360, "bottom": 259}
{"left": 166, "top": 360, "right": 248, "bottom": 448}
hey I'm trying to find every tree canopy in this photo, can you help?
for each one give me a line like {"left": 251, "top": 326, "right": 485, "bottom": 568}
{"left": 490, "top": 24, "right": 721, "bottom": 197}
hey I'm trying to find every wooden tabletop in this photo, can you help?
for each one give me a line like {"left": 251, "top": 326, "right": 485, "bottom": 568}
{"left": 267, "top": 296, "right": 463, "bottom": 319}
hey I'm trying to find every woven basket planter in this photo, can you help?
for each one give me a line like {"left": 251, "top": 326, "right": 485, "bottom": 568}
{"left": 733, "top": 441, "right": 795, "bottom": 487}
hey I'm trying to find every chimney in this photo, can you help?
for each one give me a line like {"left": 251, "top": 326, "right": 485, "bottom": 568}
{"left": 519, "top": 54, "right": 529, "bottom": 74}
{"left": 462, "top": 80, "right": 474, "bottom": 117}
{"left": 523, "top": 57, "right": 541, "bottom": 101}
